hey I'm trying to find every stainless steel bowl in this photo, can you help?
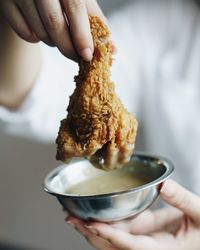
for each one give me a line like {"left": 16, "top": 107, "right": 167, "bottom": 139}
{"left": 43, "top": 153, "right": 174, "bottom": 222}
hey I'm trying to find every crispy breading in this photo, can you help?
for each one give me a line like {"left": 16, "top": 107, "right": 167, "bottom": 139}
{"left": 56, "top": 16, "right": 138, "bottom": 170}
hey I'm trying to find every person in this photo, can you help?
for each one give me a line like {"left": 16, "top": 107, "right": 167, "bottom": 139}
{"left": 67, "top": 180, "right": 200, "bottom": 250}
{"left": 0, "top": 0, "right": 200, "bottom": 249}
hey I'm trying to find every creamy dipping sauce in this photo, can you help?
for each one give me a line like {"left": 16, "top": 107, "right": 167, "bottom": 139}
{"left": 65, "top": 172, "right": 151, "bottom": 196}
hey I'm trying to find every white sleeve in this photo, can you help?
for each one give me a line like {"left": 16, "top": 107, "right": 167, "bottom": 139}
{"left": 0, "top": 44, "right": 78, "bottom": 143}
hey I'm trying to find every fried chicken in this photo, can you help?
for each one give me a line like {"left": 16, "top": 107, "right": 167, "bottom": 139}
{"left": 56, "top": 16, "right": 138, "bottom": 170}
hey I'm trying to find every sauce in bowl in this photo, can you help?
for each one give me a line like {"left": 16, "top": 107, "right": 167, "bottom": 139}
{"left": 65, "top": 172, "right": 151, "bottom": 196}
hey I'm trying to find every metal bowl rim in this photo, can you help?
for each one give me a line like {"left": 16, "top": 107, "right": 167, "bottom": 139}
{"left": 43, "top": 153, "right": 174, "bottom": 199}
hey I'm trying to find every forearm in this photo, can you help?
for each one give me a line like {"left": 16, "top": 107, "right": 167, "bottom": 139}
{"left": 0, "top": 14, "right": 41, "bottom": 110}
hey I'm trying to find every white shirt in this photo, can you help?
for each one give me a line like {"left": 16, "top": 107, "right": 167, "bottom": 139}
{"left": 1, "top": 0, "right": 200, "bottom": 194}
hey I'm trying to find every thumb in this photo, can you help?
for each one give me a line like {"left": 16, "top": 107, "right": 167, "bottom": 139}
{"left": 160, "top": 179, "right": 200, "bottom": 223}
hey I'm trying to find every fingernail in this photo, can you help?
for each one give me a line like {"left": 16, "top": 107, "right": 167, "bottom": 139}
{"left": 110, "top": 40, "right": 117, "bottom": 54}
{"left": 160, "top": 180, "right": 175, "bottom": 198}
{"left": 80, "top": 48, "right": 93, "bottom": 61}
{"left": 112, "top": 44, "right": 117, "bottom": 54}
{"left": 84, "top": 224, "right": 98, "bottom": 235}
{"left": 66, "top": 220, "right": 75, "bottom": 227}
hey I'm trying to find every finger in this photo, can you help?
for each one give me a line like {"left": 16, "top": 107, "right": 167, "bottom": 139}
{"left": 87, "top": 223, "right": 156, "bottom": 250}
{"left": 65, "top": 217, "right": 114, "bottom": 250}
{"left": 126, "top": 208, "right": 182, "bottom": 234}
{"left": 111, "top": 210, "right": 157, "bottom": 234}
{"left": 109, "top": 209, "right": 181, "bottom": 235}
{"left": 76, "top": 224, "right": 114, "bottom": 250}
{"left": 80, "top": 229, "right": 115, "bottom": 250}
{"left": 160, "top": 179, "right": 200, "bottom": 223}
{"left": 35, "top": 0, "right": 77, "bottom": 60}
{"left": 148, "top": 207, "right": 182, "bottom": 233}
{"left": 86, "top": 0, "right": 117, "bottom": 54}
{"left": 111, "top": 42, "right": 117, "bottom": 54}
{"left": 65, "top": 215, "right": 85, "bottom": 227}
{"left": 61, "top": 0, "right": 93, "bottom": 61}
{"left": 86, "top": 0, "right": 107, "bottom": 23}
{"left": 0, "top": 1, "right": 38, "bottom": 43}
{"left": 87, "top": 235, "right": 117, "bottom": 250}
{"left": 16, "top": 0, "right": 53, "bottom": 46}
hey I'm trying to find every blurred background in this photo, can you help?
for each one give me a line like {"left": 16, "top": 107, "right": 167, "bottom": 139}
{"left": 0, "top": 1, "right": 131, "bottom": 250}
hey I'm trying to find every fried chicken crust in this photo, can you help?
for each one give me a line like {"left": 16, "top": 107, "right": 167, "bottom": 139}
{"left": 56, "top": 16, "right": 138, "bottom": 170}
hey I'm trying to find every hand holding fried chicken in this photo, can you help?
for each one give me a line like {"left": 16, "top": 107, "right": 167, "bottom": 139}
{"left": 56, "top": 16, "right": 138, "bottom": 170}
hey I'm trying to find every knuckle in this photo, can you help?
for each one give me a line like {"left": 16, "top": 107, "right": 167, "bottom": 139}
{"left": 67, "top": 0, "right": 85, "bottom": 14}
{"left": 46, "top": 12, "right": 63, "bottom": 31}
{"left": 176, "top": 193, "right": 190, "bottom": 209}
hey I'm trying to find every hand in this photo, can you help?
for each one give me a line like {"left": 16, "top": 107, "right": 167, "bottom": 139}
{"left": 66, "top": 180, "right": 200, "bottom": 250}
{"left": 0, "top": 0, "right": 105, "bottom": 61}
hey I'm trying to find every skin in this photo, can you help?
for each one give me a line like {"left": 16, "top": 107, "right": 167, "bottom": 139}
{"left": 66, "top": 180, "right": 200, "bottom": 250}
{"left": 0, "top": 13, "right": 41, "bottom": 110}
{"left": 0, "top": 0, "right": 106, "bottom": 109}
